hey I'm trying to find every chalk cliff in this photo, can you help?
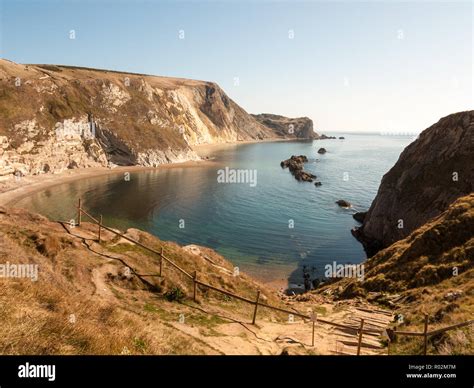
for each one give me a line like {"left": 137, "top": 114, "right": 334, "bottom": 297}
{"left": 0, "top": 59, "right": 318, "bottom": 176}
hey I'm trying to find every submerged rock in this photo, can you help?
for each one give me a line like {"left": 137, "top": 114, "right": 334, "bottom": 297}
{"left": 336, "top": 199, "right": 351, "bottom": 208}
{"left": 296, "top": 171, "right": 316, "bottom": 182}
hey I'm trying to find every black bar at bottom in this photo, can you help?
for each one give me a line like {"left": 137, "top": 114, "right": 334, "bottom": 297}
{"left": 0, "top": 355, "right": 471, "bottom": 387}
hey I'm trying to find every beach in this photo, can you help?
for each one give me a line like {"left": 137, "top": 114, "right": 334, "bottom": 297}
{"left": 0, "top": 159, "right": 217, "bottom": 208}
{"left": 0, "top": 137, "right": 298, "bottom": 208}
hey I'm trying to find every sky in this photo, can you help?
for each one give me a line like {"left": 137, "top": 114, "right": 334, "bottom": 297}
{"left": 0, "top": 0, "right": 472, "bottom": 133}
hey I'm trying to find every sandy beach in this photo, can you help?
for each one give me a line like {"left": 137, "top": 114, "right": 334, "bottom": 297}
{"left": 0, "top": 137, "right": 299, "bottom": 208}
{"left": 192, "top": 137, "right": 298, "bottom": 155}
{"left": 0, "top": 159, "right": 218, "bottom": 208}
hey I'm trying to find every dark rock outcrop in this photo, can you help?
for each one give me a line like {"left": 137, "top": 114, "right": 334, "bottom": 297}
{"left": 352, "top": 212, "right": 366, "bottom": 223}
{"left": 336, "top": 200, "right": 351, "bottom": 208}
{"left": 317, "top": 148, "right": 327, "bottom": 154}
{"left": 353, "top": 111, "right": 474, "bottom": 257}
{"left": 280, "top": 155, "right": 316, "bottom": 182}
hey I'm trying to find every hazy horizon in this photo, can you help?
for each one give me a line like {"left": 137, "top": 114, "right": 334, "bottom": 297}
{"left": 1, "top": 0, "right": 472, "bottom": 133}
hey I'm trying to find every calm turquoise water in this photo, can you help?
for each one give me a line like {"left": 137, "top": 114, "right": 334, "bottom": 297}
{"left": 16, "top": 134, "right": 413, "bottom": 286}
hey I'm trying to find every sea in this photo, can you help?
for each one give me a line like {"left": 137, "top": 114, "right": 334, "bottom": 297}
{"left": 16, "top": 133, "right": 414, "bottom": 289}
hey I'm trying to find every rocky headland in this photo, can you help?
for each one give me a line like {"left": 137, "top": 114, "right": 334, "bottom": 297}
{"left": 352, "top": 111, "right": 474, "bottom": 257}
{"left": 316, "top": 113, "right": 474, "bottom": 354}
{"left": 251, "top": 113, "right": 318, "bottom": 140}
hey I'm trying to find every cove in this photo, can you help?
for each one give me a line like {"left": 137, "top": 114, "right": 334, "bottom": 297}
{"left": 16, "top": 134, "right": 413, "bottom": 288}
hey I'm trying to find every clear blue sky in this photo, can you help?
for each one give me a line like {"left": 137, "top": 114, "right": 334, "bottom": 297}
{"left": 0, "top": 0, "right": 472, "bottom": 132}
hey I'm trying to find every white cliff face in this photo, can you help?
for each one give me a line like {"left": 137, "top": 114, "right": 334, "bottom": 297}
{"left": 0, "top": 117, "right": 109, "bottom": 176}
{"left": 136, "top": 148, "right": 200, "bottom": 167}
{"left": 175, "top": 88, "right": 217, "bottom": 145}
{"left": 0, "top": 59, "right": 316, "bottom": 178}
{"left": 101, "top": 83, "right": 131, "bottom": 112}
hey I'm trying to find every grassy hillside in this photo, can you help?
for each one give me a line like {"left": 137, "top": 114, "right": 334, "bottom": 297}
{"left": 0, "top": 206, "right": 316, "bottom": 355}
{"left": 319, "top": 194, "right": 474, "bottom": 354}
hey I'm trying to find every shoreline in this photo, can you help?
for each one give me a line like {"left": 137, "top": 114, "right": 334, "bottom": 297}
{"left": 0, "top": 159, "right": 217, "bottom": 208}
{"left": 0, "top": 137, "right": 314, "bottom": 291}
{"left": 1, "top": 137, "right": 310, "bottom": 208}
{"left": 191, "top": 137, "right": 307, "bottom": 155}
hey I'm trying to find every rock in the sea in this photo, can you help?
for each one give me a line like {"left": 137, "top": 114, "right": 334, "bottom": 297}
{"left": 352, "top": 211, "right": 366, "bottom": 223}
{"left": 280, "top": 155, "right": 315, "bottom": 182}
{"left": 336, "top": 200, "right": 351, "bottom": 208}
{"left": 280, "top": 155, "right": 308, "bottom": 169}
{"left": 353, "top": 110, "right": 474, "bottom": 256}
{"left": 339, "top": 136, "right": 345, "bottom": 139}
{"left": 314, "top": 181, "right": 322, "bottom": 187}
{"left": 317, "top": 148, "right": 327, "bottom": 154}
{"left": 320, "top": 134, "right": 336, "bottom": 140}
{"left": 296, "top": 171, "right": 316, "bottom": 182}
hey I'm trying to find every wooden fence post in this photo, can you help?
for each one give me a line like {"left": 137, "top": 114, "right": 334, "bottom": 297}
{"left": 193, "top": 271, "right": 198, "bottom": 302}
{"left": 98, "top": 215, "right": 103, "bottom": 242}
{"left": 159, "top": 247, "right": 163, "bottom": 276}
{"left": 312, "top": 313, "right": 317, "bottom": 347}
{"left": 252, "top": 290, "right": 261, "bottom": 325}
{"left": 77, "top": 198, "right": 81, "bottom": 226}
{"left": 357, "top": 318, "right": 365, "bottom": 356}
{"left": 423, "top": 314, "right": 429, "bottom": 356}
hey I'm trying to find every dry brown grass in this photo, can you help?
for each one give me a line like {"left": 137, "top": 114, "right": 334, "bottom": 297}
{"left": 317, "top": 194, "right": 474, "bottom": 355}
{"left": 0, "top": 206, "right": 291, "bottom": 355}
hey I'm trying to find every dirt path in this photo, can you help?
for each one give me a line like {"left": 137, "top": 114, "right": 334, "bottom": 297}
{"left": 158, "top": 299, "right": 393, "bottom": 355}
{"left": 58, "top": 221, "right": 393, "bottom": 355}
